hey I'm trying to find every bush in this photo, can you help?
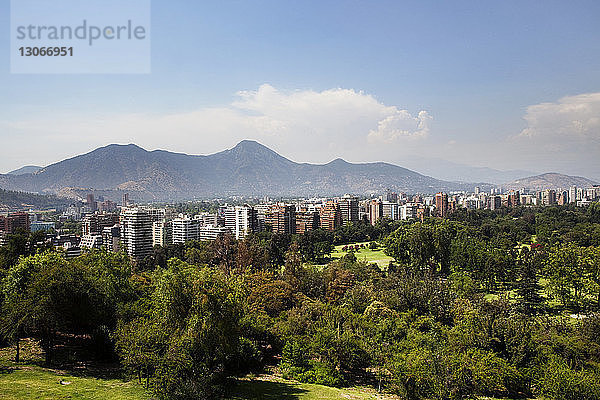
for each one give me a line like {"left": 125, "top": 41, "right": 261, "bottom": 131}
{"left": 536, "top": 355, "right": 600, "bottom": 400}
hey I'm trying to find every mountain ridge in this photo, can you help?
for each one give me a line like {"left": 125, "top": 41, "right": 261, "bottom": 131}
{"left": 0, "top": 141, "right": 495, "bottom": 200}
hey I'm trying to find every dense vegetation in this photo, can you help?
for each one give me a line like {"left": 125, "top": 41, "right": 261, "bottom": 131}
{"left": 2, "top": 203, "right": 600, "bottom": 399}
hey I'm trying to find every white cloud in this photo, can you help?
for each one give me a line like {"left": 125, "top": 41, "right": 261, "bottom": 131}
{"left": 2, "top": 84, "right": 432, "bottom": 170}
{"left": 367, "top": 110, "right": 432, "bottom": 143}
{"left": 519, "top": 92, "right": 600, "bottom": 140}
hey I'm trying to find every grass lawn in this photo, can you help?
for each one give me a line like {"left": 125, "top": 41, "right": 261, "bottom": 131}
{"left": 330, "top": 242, "right": 394, "bottom": 268}
{"left": 0, "top": 366, "right": 147, "bottom": 400}
{"left": 227, "top": 376, "right": 398, "bottom": 400}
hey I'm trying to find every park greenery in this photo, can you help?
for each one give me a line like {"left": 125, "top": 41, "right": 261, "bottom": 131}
{"left": 1, "top": 202, "right": 600, "bottom": 399}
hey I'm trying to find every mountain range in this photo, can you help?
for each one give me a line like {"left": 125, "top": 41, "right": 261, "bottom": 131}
{"left": 0, "top": 141, "right": 489, "bottom": 201}
{"left": 0, "top": 141, "right": 596, "bottom": 202}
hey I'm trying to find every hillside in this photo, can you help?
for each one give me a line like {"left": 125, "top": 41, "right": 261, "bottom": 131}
{"left": 0, "top": 141, "right": 484, "bottom": 200}
{"left": 502, "top": 172, "right": 598, "bottom": 191}
{"left": 0, "top": 188, "right": 72, "bottom": 211}
{"left": 7, "top": 165, "right": 42, "bottom": 175}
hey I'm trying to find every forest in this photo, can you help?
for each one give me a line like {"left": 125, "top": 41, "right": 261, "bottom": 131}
{"left": 1, "top": 202, "right": 600, "bottom": 400}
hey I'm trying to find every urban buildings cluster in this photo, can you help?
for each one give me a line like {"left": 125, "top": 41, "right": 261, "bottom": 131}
{"left": 1, "top": 184, "right": 599, "bottom": 261}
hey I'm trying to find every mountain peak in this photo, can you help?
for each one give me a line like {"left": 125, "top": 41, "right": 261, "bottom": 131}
{"left": 103, "top": 143, "right": 146, "bottom": 151}
{"left": 327, "top": 158, "right": 349, "bottom": 165}
{"left": 232, "top": 140, "right": 270, "bottom": 151}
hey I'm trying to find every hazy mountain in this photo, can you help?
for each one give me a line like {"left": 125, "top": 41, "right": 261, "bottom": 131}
{"left": 502, "top": 172, "right": 598, "bottom": 191}
{"left": 0, "top": 141, "right": 488, "bottom": 200}
{"left": 403, "top": 157, "right": 536, "bottom": 185}
{"left": 7, "top": 165, "right": 42, "bottom": 175}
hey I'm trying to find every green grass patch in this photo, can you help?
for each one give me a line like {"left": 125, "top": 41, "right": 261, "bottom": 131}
{"left": 0, "top": 366, "right": 147, "bottom": 400}
{"left": 227, "top": 377, "right": 397, "bottom": 399}
{"left": 330, "top": 242, "right": 394, "bottom": 268}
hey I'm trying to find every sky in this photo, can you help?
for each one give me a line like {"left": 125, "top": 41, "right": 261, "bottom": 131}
{"left": 1, "top": 0, "right": 599, "bottom": 181}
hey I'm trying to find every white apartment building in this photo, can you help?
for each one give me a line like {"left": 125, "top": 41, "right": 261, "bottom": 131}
{"left": 120, "top": 208, "right": 153, "bottom": 260}
{"left": 171, "top": 215, "right": 199, "bottom": 244}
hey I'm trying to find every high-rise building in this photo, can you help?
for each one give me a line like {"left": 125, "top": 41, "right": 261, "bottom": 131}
{"left": 120, "top": 208, "right": 153, "bottom": 260}
{"left": 434, "top": 193, "right": 448, "bottom": 217}
{"left": 295, "top": 209, "right": 320, "bottom": 234}
{"left": 338, "top": 195, "right": 359, "bottom": 224}
{"left": 80, "top": 234, "right": 103, "bottom": 249}
{"left": 122, "top": 193, "right": 130, "bottom": 207}
{"left": 0, "top": 212, "right": 30, "bottom": 234}
{"left": 368, "top": 199, "right": 383, "bottom": 225}
{"left": 82, "top": 213, "right": 119, "bottom": 236}
{"left": 234, "top": 205, "right": 258, "bottom": 240}
{"left": 86, "top": 193, "right": 97, "bottom": 212}
{"left": 541, "top": 189, "right": 557, "bottom": 206}
{"left": 489, "top": 195, "right": 502, "bottom": 210}
{"left": 507, "top": 191, "right": 520, "bottom": 207}
{"left": 102, "top": 225, "right": 121, "bottom": 252}
{"left": 558, "top": 191, "right": 569, "bottom": 206}
{"left": 153, "top": 220, "right": 173, "bottom": 246}
{"left": 319, "top": 201, "right": 342, "bottom": 231}
{"left": 382, "top": 201, "right": 399, "bottom": 220}
{"left": 400, "top": 204, "right": 418, "bottom": 220}
{"left": 385, "top": 189, "right": 398, "bottom": 203}
{"left": 569, "top": 186, "right": 577, "bottom": 204}
{"left": 199, "top": 225, "right": 231, "bottom": 241}
{"left": 172, "top": 216, "right": 199, "bottom": 244}
{"left": 266, "top": 204, "right": 296, "bottom": 234}
{"left": 223, "top": 206, "right": 237, "bottom": 234}
{"left": 98, "top": 200, "right": 117, "bottom": 212}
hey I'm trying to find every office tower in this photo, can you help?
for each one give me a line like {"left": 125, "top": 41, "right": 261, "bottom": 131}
{"left": 475, "top": 186, "right": 480, "bottom": 195}
{"left": 120, "top": 208, "right": 153, "bottom": 260}
{"left": 122, "top": 193, "right": 130, "bottom": 207}
{"left": 338, "top": 195, "right": 359, "bottom": 224}
{"left": 172, "top": 216, "right": 199, "bottom": 244}
{"left": 434, "top": 193, "right": 449, "bottom": 217}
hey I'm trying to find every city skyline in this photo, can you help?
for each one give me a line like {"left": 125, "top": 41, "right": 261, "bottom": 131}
{"left": 1, "top": 1, "right": 599, "bottom": 179}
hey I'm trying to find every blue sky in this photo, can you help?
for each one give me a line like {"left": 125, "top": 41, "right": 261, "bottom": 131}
{"left": 1, "top": 0, "right": 599, "bottom": 180}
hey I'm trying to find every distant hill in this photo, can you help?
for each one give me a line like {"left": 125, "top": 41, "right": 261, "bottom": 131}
{"left": 0, "top": 188, "right": 72, "bottom": 210}
{"left": 0, "top": 141, "right": 488, "bottom": 200}
{"left": 502, "top": 172, "right": 598, "bottom": 191}
{"left": 7, "top": 165, "right": 42, "bottom": 175}
{"left": 407, "top": 157, "right": 536, "bottom": 184}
